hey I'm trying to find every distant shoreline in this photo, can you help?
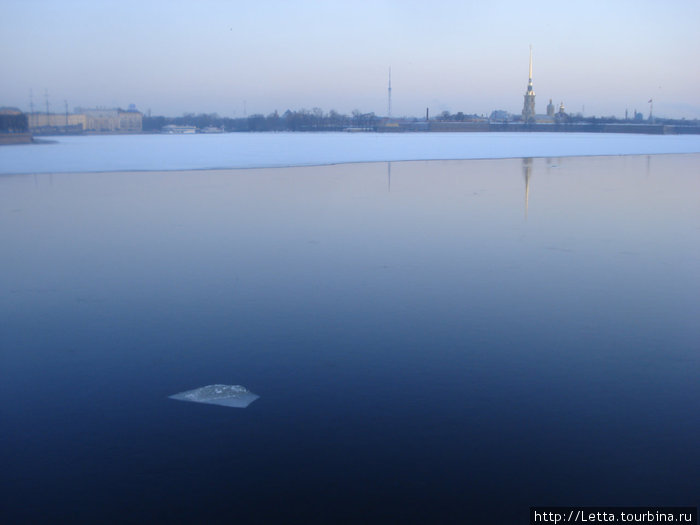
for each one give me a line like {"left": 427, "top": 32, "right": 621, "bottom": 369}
{"left": 25, "top": 122, "right": 700, "bottom": 138}
{"left": 389, "top": 122, "right": 700, "bottom": 135}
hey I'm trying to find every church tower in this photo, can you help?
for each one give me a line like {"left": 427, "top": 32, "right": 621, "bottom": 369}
{"left": 547, "top": 99, "right": 555, "bottom": 117}
{"left": 522, "top": 45, "right": 536, "bottom": 123}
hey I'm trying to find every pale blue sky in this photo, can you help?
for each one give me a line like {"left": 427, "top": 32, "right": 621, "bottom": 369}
{"left": 2, "top": 0, "right": 699, "bottom": 118}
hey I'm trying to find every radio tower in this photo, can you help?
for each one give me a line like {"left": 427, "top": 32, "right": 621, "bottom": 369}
{"left": 387, "top": 67, "right": 392, "bottom": 118}
{"left": 29, "top": 89, "right": 35, "bottom": 128}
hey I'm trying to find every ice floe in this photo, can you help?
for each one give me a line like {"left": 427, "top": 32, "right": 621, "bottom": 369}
{"left": 169, "top": 384, "right": 259, "bottom": 408}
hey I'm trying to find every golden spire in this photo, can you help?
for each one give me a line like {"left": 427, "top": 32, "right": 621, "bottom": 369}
{"left": 522, "top": 45, "right": 536, "bottom": 121}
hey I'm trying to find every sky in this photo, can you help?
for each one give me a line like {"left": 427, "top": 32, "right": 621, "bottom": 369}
{"left": 2, "top": 0, "right": 699, "bottom": 119}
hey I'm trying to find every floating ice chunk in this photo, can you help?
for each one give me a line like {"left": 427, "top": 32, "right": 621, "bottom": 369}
{"left": 169, "top": 384, "right": 259, "bottom": 408}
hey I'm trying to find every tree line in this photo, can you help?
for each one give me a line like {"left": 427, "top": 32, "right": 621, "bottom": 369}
{"left": 143, "top": 108, "right": 380, "bottom": 132}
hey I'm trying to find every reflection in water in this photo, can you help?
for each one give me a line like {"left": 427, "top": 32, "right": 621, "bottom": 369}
{"left": 387, "top": 161, "right": 392, "bottom": 193}
{"left": 522, "top": 157, "right": 532, "bottom": 219}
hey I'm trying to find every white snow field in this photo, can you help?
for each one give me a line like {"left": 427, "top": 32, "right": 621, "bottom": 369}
{"left": 2, "top": 132, "right": 699, "bottom": 175}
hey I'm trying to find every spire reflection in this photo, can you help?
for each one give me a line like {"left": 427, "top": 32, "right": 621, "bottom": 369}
{"left": 522, "top": 158, "right": 532, "bottom": 219}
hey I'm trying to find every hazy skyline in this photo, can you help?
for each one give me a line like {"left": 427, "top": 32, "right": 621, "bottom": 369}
{"left": 2, "top": 0, "right": 699, "bottom": 119}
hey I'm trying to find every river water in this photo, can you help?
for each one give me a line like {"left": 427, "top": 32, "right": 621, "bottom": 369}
{"left": 1, "top": 154, "right": 698, "bottom": 523}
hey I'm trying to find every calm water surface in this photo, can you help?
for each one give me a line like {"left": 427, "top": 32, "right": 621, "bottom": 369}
{"left": 1, "top": 155, "right": 699, "bottom": 523}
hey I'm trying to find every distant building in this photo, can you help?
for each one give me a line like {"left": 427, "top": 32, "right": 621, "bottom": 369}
{"left": 76, "top": 108, "right": 120, "bottom": 131}
{"left": 522, "top": 46, "right": 536, "bottom": 123}
{"left": 118, "top": 109, "right": 142, "bottom": 132}
{"left": 516, "top": 49, "right": 568, "bottom": 125}
{"left": 162, "top": 124, "right": 196, "bottom": 134}
{"left": 29, "top": 107, "right": 143, "bottom": 133}
{"left": 76, "top": 107, "right": 143, "bottom": 132}
{"left": 489, "top": 110, "right": 511, "bottom": 122}
{"left": 546, "top": 99, "right": 555, "bottom": 117}
{"left": 29, "top": 112, "right": 87, "bottom": 129}
{"left": 0, "top": 107, "right": 31, "bottom": 144}
{"left": 0, "top": 107, "right": 28, "bottom": 132}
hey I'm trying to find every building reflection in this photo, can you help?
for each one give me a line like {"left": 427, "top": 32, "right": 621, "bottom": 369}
{"left": 522, "top": 157, "right": 532, "bottom": 218}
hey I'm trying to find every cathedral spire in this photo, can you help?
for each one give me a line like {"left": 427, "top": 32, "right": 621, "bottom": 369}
{"left": 522, "top": 45, "right": 536, "bottom": 122}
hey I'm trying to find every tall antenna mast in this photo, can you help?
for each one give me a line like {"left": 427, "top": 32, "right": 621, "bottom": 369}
{"left": 387, "top": 67, "right": 392, "bottom": 118}
{"left": 44, "top": 89, "right": 50, "bottom": 119}
{"left": 29, "top": 89, "right": 35, "bottom": 128}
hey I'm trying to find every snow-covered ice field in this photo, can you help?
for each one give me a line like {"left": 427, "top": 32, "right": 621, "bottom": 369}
{"left": 2, "top": 131, "right": 700, "bottom": 175}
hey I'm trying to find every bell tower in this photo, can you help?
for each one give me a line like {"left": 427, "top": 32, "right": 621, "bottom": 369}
{"left": 522, "top": 45, "right": 536, "bottom": 123}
